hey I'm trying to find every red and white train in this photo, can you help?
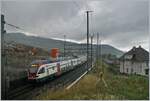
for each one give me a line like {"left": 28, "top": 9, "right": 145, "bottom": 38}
{"left": 27, "top": 56, "right": 87, "bottom": 82}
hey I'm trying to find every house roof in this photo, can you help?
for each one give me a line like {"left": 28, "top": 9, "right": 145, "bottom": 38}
{"left": 120, "top": 46, "right": 149, "bottom": 62}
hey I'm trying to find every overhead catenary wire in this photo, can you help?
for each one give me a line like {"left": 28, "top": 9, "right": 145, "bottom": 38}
{"left": 5, "top": 21, "right": 68, "bottom": 38}
{"left": 4, "top": 2, "right": 91, "bottom": 57}
{"left": 5, "top": 21, "right": 37, "bottom": 36}
{"left": 5, "top": 22, "right": 22, "bottom": 30}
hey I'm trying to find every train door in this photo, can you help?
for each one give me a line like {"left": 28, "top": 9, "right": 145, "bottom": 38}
{"left": 71, "top": 60, "right": 73, "bottom": 69}
{"left": 56, "top": 63, "right": 61, "bottom": 76}
{"left": 37, "top": 67, "right": 46, "bottom": 79}
{"left": 47, "top": 69, "right": 49, "bottom": 75}
{"left": 47, "top": 66, "right": 55, "bottom": 75}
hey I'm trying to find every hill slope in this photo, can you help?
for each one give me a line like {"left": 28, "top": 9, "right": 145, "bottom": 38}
{"left": 4, "top": 33, "right": 123, "bottom": 57}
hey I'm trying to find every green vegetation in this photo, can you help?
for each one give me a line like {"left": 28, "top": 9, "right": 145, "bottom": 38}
{"left": 3, "top": 42, "right": 49, "bottom": 81}
{"left": 35, "top": 60, "right": 149, "bottom": 100}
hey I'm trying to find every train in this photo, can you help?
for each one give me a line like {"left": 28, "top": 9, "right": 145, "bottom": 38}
{"left": 27, "top": 56, "right": 87, "bottom": 82}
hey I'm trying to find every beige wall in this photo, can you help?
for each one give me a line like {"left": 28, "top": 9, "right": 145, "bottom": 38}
{"left": 120, "top": 61, "right": 149, "bottom": 76}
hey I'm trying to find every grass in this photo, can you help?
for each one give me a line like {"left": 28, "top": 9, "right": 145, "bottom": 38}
{"left": 35, "top": 60, "right": 149, "bottom": 100}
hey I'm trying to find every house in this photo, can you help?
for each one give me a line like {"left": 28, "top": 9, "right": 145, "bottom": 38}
{"left": 119, "top": 46, "right": 149, "bottom": 76}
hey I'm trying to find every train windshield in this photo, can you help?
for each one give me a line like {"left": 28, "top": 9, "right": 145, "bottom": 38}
{"left": 29, "top": 64, "right": 39, "bottom": 73}
{"left": 29, "top": 67, "right": 38, "bottom": 73}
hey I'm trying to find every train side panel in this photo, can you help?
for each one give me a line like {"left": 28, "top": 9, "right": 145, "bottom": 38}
{"left": 28, "top": 56, "right": 87, "bottom": 82}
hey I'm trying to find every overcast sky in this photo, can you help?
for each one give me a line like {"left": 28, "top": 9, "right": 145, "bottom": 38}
{"left": 1, "top": 0, "right": 149, "bottom": 52}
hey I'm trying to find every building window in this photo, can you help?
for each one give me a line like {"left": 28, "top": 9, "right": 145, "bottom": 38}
{"left": 146, "top": 62, "right": 149, "bottom": 67}
{"left": 126, "top": 68, "right": 128, "bottom": 73}
{"left": 131, "top": 68, "right": 133, "bottom": 73}
{"left": 145, "top": 69, "right": 149, "bottom": 75}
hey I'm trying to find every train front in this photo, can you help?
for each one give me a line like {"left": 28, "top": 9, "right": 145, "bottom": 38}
{"left": 27, "top": 60, "right": 41, "bottom": 82}
{"left": 27, "top": 48, "right": 59, "bottom": 82}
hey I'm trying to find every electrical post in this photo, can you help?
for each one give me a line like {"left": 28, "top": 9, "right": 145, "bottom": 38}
{"left": 96, "top": 33, "right": 99, "bottom": 67}
{"left": 90, "top": 34, "right": 94, "bottom": 68}
{"left": 70, "top": 43, "right": 72, "bottom": 57}
{"left": 1, "top": 14, "right": 8, "bottom": 99}
{"left": 97, "top": 33, "right": 99, "bottom": 60}
{"left": 1, "top": 14, "right": 5, "bottom": 57}
{"left": 86, "top": 11, "right": 93, "bottom": 69}
{"left": 81, "top": 43, "right": 83, "bottom": 55}
{"left": 64, "top": 35, "right": 66, "bottom": 59}
{"left": 1, "top": 14, "right": 5, "bottom": 99}
{"left": 100, "top": 39, "right": 102, "bottom": 68}
{"left": 99, "top": 33, "right": 103, "bottom": 69}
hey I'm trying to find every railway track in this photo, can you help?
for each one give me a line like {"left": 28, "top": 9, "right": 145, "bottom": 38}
{"left": 7, "top": 84, "right": 35, "bottom": 99}
{"left": 6, "top": 62, "right": 89, "bottom": 100}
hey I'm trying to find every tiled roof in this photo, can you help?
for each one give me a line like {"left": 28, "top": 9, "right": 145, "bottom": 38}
{"left": 120, "top": 46, "right": 149, "bottom": 62}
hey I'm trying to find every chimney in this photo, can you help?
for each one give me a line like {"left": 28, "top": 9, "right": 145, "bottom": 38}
{"left": 132, "top": 46, "right": 136, "bottom": 51}
{"left": 139, "top": 45, "right": 141, "bottom": 48}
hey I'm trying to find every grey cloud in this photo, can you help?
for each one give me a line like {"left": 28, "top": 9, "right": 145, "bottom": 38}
{"left": 1, "top": 0, "right": 149, "bottom": 51}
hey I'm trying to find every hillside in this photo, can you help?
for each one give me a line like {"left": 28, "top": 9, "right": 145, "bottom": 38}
{"left": 1, "top": 41, "right": 51, "bottom": 98}
{"left": 4, "top": 33, "right": 124, "bottom": 57}
{"left": 2, "top": 41, "right": 49, "bottom": 81}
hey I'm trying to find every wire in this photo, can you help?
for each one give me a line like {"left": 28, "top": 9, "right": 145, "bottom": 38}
{"left": 5, "top": 21, "right": 37, "bottom": 36}
{"left": 5, "top": 21, "right": 30, "bottom": 34}
{"left": 5, "top": 22, "right": 22, "bottom": 30}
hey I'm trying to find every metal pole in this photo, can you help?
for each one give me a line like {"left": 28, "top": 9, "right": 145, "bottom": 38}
{"left": 100, "top": 39, "right": 102, "bottom": 68}
{"left": 64, "top": 35, "right": 66, "bottom": 59}
{"left": 96, "top": 32, "right": 99, "bottom": 68}
{"left": 97, "top": 33, "right": 99, "bottom": 60}
{"left": 91, "top": 35, "right": 93, "bottom": 68}
{"left": 86, "top": 11, "right": 93, "bottom": 69}
{"left": 1, "top": 14, "right": 5, "bottom": 99}
{"left": 86, "top": 11, "right": 89, "bottom": 69}
{"left": 99, "top": 33, "right": 103, "bottom": 72}
{"left": 1, "top": 14, "right": 8, "bottom": 99}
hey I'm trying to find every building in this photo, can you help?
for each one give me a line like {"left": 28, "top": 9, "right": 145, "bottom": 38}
{"left": 119, "top": 46, "right": 149, "bottom": 76}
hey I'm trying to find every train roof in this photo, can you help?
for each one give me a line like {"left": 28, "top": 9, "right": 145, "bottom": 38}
{"left": 30, "top": 56, "right": 85, "bottom": 65}
{"left": 30, "top": 58, "right": 62, "bottom": 65}
{"left": 31, "top": 59, "right": 52, "bottom": 65}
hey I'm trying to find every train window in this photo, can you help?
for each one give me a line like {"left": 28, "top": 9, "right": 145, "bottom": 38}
{"left": 38, "top": 68, "right": 45, "bottom": 74}
{"left": 52, "top": 66, "right": 55, "bottom": 70}
{"left": 47, "top": 69, "right": 49, "bottom": 74}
